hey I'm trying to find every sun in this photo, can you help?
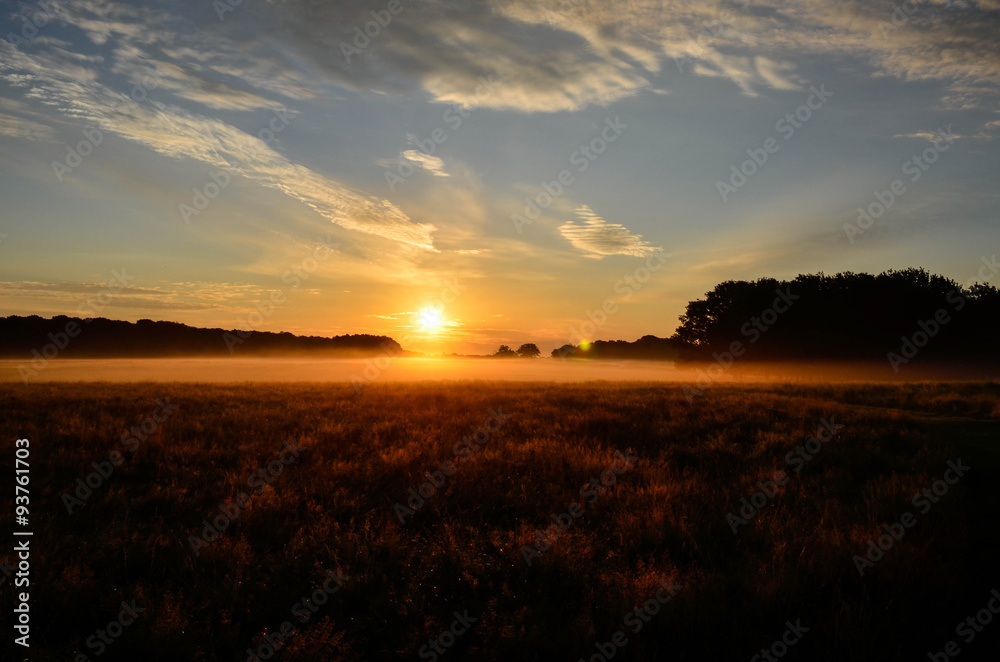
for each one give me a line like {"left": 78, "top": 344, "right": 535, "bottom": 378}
{"left": 417, "top": 306, "right": 444, "bottom": 333}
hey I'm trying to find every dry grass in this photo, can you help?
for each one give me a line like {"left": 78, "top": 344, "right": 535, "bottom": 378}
{"left": 2, "top": 381, "right": 998, "bottom": 661}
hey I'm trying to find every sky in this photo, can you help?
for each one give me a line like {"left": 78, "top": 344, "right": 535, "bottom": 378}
{"left": 0, "top": 0, "right": 998, "bottom": 355}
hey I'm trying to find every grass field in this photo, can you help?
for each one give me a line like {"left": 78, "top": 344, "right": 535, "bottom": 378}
{"left": 3, "top": 381, "right": 1000, "bottom": 661}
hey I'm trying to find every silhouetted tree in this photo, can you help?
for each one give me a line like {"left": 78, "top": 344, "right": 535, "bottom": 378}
{"left": 552, "top": 344, "right": 577, "bottom": 359}
{"left": 0, "top": 316, "right": 401, "bottom": 358}
{"left": 670, "top": 268, "right": 1000, "bottom": 362}
{"left": 550, "top": 337, "right": 681, "bottom": 360}
{"left": 493, "top": 344, "right": 517, "bottom": 358}
{"left": 516, "top": 343, "right": 541, "bottom": 358}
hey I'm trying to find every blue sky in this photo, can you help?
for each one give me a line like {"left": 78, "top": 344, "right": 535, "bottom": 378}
{"left": 1, "top": 0, "right": 998, "bottom": 353}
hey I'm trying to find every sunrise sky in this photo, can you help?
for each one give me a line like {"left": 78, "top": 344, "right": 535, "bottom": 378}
{"left": 1, "top": 0, "right": 998, "bottom": 353}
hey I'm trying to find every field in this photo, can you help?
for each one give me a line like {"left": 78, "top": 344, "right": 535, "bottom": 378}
{"left": 3, "top": 381, "right": 1000, "bottom": 661}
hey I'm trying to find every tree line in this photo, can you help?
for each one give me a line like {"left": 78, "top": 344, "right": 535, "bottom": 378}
{"left": 0, "top": 316, "right": 400, "bottom": 358}
{"left": 534, "top": 267, "right": 999, "bottom": 364}
{"left": 669, "top": 267, "right": 1000, "bottom": 362}
{"left": 6, "top": 267, "right": 996, "bottom": 364}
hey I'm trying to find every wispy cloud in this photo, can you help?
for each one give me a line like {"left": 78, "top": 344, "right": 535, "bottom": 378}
{"left": 558, "top": 205, "right": 659, "bottom": 259}
{"left": 0, "top": 279, "right": 268, "bottom": 312}
{"left": 893, "top": 126, "right": 976, "bottom": 142}
{"left": 755, "top": 57, "right": 801, "bottom": 91}
{"left": 401, "top": 150, "right": 450, "bottom": 177}
{"left": 893, "top": 131, "right": 949, "bottom": 142}
{"left": 273, "top": 0, "right": 1000, "bottom": 109}
{"left": 0, "top": 113, "right": 55, "bottom": 141}
{"left": 134, "top": 59, "right": 277, "bottom": 111}
{"left": 0, "top": 34, "right": 436, "bottom": 251}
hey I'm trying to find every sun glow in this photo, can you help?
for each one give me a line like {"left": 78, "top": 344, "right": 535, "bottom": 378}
{"left": 418, "top": 306, "right": 444, "bottom": 333}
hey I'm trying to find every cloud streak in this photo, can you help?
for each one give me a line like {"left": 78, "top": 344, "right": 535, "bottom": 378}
{"left": 558, "top": 205, "right": 659, "bottom": 259}
{"left": 401, "top": 150, "right": 450, "bottom": 177}
{"left": 0, "top": 16, "right": 437, "bottom": 251}
{"left": 0, "top": 113, "right": 54, "bottom": 141}
{"left": 270, "top": 0, "right": 1000, "bottom": 110}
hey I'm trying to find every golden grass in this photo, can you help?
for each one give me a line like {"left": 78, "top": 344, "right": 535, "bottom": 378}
{"left": 2, "top": 381, "right": 998, "bottom": 661}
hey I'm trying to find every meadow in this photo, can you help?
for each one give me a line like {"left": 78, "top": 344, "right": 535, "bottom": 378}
{"left": 2, "top": 381, "right": 1000, "bottom": 661}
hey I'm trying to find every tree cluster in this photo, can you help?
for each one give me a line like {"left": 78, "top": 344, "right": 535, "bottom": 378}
{"left": 493, "top": 344, "right": 541, "bottom": 358}
{"left": 551, "top": 335, "right": 681, "bottom": 360}
{"left": 670, "top": 268, "right": 1000, "bottom": 361}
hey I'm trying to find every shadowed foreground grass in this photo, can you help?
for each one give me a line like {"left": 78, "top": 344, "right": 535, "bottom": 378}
{"left": 2, "top": 381, "right": 999, "bottom": 661}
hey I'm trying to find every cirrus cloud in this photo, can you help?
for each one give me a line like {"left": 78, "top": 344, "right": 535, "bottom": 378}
{"left": 401, "top": 150, "right": 449, "bottom": 177}
{"left": 269, "top": 0, "right": 1000, "bottom": 110}
{"left": 0, "top": 28, "right": 436, "bottom": 252}
{"left": 558, "top": 205, "right": 660, "bottom": 259}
